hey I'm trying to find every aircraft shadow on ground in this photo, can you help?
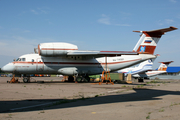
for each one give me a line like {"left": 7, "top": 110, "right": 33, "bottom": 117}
{"left": 1, "top": 88, "right": 180, "bottom": 113}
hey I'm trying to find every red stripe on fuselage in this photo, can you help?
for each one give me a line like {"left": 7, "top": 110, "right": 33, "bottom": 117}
{"left": 12, "top": 58, "right": 141, "bottom": 65}
{"left": 100, "top": 51, "right": 137, "bottom": 53}
{"left": 41, "top": 48, "right": 78, "bottom": 50}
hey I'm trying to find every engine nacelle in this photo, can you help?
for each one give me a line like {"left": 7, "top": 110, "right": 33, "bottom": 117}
{"left": 38, "top": 42, "right": 78, "bottom": 56}
{"left": 58, "top": 67, "right": 78, "bottom": 75}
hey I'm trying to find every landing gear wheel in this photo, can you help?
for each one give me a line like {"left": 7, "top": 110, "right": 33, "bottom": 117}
{"left": 83, "top": 76, "right": 90, "bottom": 82}
{"left": 138, "top": 78, "right": 144, "bottom": 82}
{"left": 76, "top": 77, "right": 82, "bottom": 83}
{"left": 68, "top": 76, "right": 74, "bottom": 82}
{"left": 23, "top": 77, "right": 30, "bottom": 83}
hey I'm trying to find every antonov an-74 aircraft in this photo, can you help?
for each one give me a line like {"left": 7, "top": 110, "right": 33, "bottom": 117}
{"left": 2, "top": 26, "right": 177, "bottom": 83}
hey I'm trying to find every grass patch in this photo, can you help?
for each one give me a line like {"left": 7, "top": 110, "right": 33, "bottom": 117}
{"left": 170, "top": 102, "right": 180, "bottom": 107}
{"left": 146, "top": 115, "right": 150, "bottom": 119}
{"left": 137, "top": 84, "right": 144, "bottom": 88}
{"left": 146, "top": 112, "right": 151, "bottom": 119}
{"left": 95, "top": 95, "right": 99, "bottom": 97}
{"left": 8, "top": 114, "right": 12, "bottom": 118}
{"left": 159, "top": 108, "right": 164, "bottom": 112}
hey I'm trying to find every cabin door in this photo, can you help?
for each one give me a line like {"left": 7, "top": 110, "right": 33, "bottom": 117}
{"left": 36, "top": 58, "right": 44, "bottom": 71}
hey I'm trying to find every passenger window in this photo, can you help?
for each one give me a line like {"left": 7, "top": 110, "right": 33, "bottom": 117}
{"left": 32, "top": 59, "right": 34, "bottom": 62}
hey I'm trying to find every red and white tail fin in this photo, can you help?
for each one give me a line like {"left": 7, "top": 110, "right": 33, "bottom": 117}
{"left": 158, "top": 61, "right": 173, "bottom": 71}
{"left": 133, "top": 26, "right": 177, "bottom": 54}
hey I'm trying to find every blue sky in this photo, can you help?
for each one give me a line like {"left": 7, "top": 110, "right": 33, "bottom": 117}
{"left": 0, "top": 0, "right": 180, "bottom": 68}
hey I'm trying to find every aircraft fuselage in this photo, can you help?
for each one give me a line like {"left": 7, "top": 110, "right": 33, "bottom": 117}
{"left": 2, "top": 53, "right": 156, "bottom": 76}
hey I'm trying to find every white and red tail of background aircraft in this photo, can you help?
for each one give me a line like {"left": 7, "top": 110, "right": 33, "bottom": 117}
{"left": 1, "top": 26, "right": 177, "bottom": 83}
{"left": 133, "top": 61, "right": 174, "bottom": 80}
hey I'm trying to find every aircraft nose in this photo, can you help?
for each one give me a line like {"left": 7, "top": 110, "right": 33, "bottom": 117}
{"left": 1, "top": 63, "right": 14, "bottom": 73}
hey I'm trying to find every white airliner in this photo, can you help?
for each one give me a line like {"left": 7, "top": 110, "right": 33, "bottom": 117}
{"left": 133, "top": 61, "right": 173, "bottom": 80}
{"left": 1, "top": 26, "right": 177, "bottom": 83}
{"left": 116, "top": 58, "right": 157, "bottom": 76}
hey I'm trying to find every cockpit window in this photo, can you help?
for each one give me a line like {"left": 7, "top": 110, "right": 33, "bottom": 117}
{"left": 22, "top": 58, "right": 26, "bottom": 61}
{"left": 16, "top": 58, "right": 21, "bottom": 61}
{"left": 16, "top": 58, "right": 26, "bottom": 61}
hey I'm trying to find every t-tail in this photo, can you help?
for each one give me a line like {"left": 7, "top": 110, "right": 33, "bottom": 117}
{"left": 158, "top": 61, "right": 173, "bottom": 71}
{"left": 133, "top": 26, "right": 177, "bottom": 54}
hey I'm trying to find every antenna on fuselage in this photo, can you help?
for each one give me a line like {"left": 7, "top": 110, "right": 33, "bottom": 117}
{"left": 34, "top": 48, "right": 38, "bottom": 54}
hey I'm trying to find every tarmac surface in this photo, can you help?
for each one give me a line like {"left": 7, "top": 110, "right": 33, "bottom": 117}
{"left": 0, "top": 77, "right": 180, "bottom": 120}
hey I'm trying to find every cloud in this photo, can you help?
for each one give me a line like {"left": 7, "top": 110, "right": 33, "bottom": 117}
{"left": 97, "top": 14, "right": 131, "bottom": 26}
{"left": 37, "top": 8, "right": 49, "bottom": 14}
{"left": 157, "top": 19, "right": 174, "bottom": 25}
{"left": 97, "top": 14, "right": 111, "bottom": 25}
{"left": 0, "top": 35, "right": 60, "bottom": 57}
{"left": 0, "top": 36, "right": 37, "bottom": 56}
{"left": 0, "top": 42, "right": 7, "bottom": 46}
{"left": 115, "top": 24, "right": 131, "bottom": 27}
{"left": 30, "top": 8, "right": 49, "bottom": 15}
{"left": 169, "top": 0, "right": 177, "bottom": 3}
{"left": 165, "top": 19, "right": 174, "bottom": 24}
{"left": 31, "top": 9, "right": 39, "bottom": 14}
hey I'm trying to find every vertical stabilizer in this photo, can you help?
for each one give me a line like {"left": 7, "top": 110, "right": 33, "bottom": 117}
{"left": 133, "top": 26, "right": 177, "bottom": 54}
{"left": 158, "top": 61, "right": 173, "bottom": 71}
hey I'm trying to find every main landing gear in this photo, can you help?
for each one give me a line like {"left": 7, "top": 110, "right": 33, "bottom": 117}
{"left": 138, "top": 78, "right": 144, "bottom": 82}
{"left": 67, "top": 75, "right": 90, "bottom": 83}
{"left": 75, "top": 75, "right": 90, "bottom": 83}
{"left": 23, "top": 77, "right": 30, "bottom": 83}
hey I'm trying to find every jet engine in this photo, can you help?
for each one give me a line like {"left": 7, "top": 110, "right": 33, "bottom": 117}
{"left": 38, "top": 42, "right": 78, "bottom": 56}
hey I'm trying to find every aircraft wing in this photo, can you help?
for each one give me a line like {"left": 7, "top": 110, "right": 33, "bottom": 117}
{"left": 38, "top": 42, "right": 138, "bottom": 58}
{"left": 67, "top": 50, "right": 138, "bottom": 58}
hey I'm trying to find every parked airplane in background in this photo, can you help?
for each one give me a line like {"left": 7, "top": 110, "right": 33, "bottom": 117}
{"left": 1, "top": 26, "right": 177, "bottom": 83}
{"left": 133, "top": 61, "right": 173, "bottom": 82}
{"left": 116, "top": 57, "right": 157, "bottom": 76}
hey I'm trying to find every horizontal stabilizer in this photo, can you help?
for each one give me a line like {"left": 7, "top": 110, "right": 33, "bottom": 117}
{"left": 133, "top": 26, "right": 177, "bottom": 34}
{"left": 159, "top": 61, "right": 174, "bottom": 64}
